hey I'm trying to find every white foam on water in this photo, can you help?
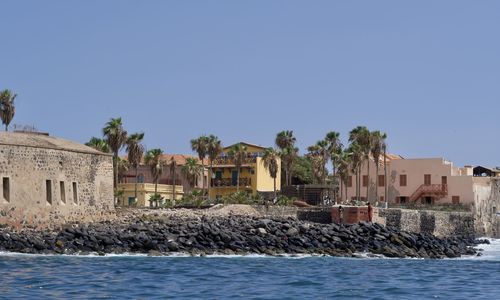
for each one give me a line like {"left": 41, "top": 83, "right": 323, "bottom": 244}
{"left": 460, "top": 238, "right": 500, "bottom": 261}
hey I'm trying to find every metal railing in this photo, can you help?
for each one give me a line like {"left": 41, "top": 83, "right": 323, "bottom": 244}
{"left": 410, "top": 184, "right": 448, "bottom": 202}
{"left": 212, "top": 155, "right": 260, "bottom": 165}
{"left": 211, "top": 178, "right": 252, "bottom": 187}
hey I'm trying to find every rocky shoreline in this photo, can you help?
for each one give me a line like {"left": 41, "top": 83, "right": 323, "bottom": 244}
{"left": 0, "top": 214, "right": 489, "bottom": 258}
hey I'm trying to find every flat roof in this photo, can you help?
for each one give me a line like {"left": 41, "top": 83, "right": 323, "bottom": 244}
{"left": 0, "top": 132, "right": 111, "bottom": 156}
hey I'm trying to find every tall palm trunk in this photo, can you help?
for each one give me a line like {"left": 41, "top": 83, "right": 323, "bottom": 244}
{"left": 273, "top": 177, "right": 277, "bottom": 201}
{"left": 339, "top": 179, "right": 343, "bottom": 203}
{"left": 113, "top": 153, "right": 118, "bottom": 203}
{"left": 366, "top": 157, "right": 370, "bottom": 202}
{"left": 134, "top": 166, "right": 139, "bottom": 201}
{"left": 172, "top": 169, "right": 176, "bottom": 205}
{"left": 355, "top": 168, "right": 359, "bottom": 202}
{"left": 208, "top": 162, "right": 213, "bottom": 201}
{"left": 384, "top": 147, "right": 388, "bottom": 205}
{"left": 201, "top": 162, "right": 206, "bottom": 198}
{"left": 236, "top": 167, "right": 240, "bottom": 193}
{"left": 375, "top": 163, "right": 379, "bottom": 203}
{"left": 154, "top": 180, "right": 158, "bottom": 208}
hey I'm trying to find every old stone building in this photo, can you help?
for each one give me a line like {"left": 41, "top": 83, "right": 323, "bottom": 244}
{"left": 0, "top": 131, "right": 114, "bottom": 228}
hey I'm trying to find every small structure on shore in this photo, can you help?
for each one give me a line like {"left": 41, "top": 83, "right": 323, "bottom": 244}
{"left": 0, "top": 131, "right": 114, "bottom": 228}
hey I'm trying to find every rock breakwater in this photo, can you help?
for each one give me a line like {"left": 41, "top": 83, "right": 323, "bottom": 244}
{"left": 0, "top": 215, "right": 488, "bottom": 258}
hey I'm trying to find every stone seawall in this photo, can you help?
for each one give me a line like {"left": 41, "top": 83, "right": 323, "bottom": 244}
{"left": 376, "top": 208, "right": 475, "bottom": 238}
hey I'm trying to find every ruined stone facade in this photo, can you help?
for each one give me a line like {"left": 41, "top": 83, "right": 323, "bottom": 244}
{"left": 375, "top": 208, "right": 476, "bottom": 238}
{"left": 0, "top": 132, "right": 114, "bottom": 229}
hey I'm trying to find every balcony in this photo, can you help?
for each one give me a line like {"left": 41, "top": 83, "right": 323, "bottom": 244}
{"left": 211, "top": 178, "right": 252, "bottom": 188}
{"left": 212, "top": 155, "right": 259, "bottom": 166}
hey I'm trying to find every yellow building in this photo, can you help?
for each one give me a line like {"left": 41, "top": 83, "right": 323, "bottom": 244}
{"left": 117, "top": 183, "right": 184, "bottom": 207}
{"left": 209, "top": 142, "right": 281, "bottom": 199}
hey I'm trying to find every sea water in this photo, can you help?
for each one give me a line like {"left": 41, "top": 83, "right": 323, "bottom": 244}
{"left": 0, "top": 239, "right": 499, "bottom": 299}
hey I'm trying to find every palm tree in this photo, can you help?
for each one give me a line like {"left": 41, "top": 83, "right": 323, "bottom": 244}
{"left": 191, "top": 136, "right": 209, "bottom": 197}
{"left": 117, "top": 157, "right": 130, "bottom": 184}
{"left": 182, "top": 157, "right": 203, "bottom": 188}
{"left": 169, "top": 156, "right": 177, "bottom": 205}
{"left": 325, "top": 131, "right": 342, "bottom": 178}
{"left": 347, "top": 142, "right": 363, "bottom": 202}
{"left": 275, "top": 130, "right": 297, "bottom": 186}
{"left": 103, "top": 117, "right": 128, "bottom": 198}
{"left": 144, "top": 148, "right": 164, "bottom": 207}
{"left": 261, "top": 147, "right": 280, "bottom": 203}
{"left": 281, "top": 146, "right": 299, "bottom": 186}
{"left": 206, "top": 135, "right": 223, "bottom": 201}
{"left": 126, "top": 132, "right": 145, "bottom": 202}
{"left": 0, "top": 89, "right": 17, "bottom": 131}
{"left": 85, "top": 137, "right": 110, "bottom": 153}
{"left": 349, "top": 126, "right": 371, "bottom": 201}
{"left": 307, "top": 140, "right": 329, "bottom": 184}
{"left": 383, "top": 139, "right": 388, "bottom": 206}
{"left": 370, "top": 131, "right": 387, "bottom": 203}
{"left": 336, "top": 149, "right": 351, "bottom": 203}
{"left": 228, "top": 143, "right": 248, "bottom": 193}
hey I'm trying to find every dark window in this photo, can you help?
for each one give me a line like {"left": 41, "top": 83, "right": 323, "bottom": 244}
{"left": 60, "top": 181, "right": 66, "bottom": 204}
{"left": 399, "top": 196, "right": 408, "bottom": 204}
{"left": 46, "top": 180, "right": 52, "bottom": 204}
{"left": 442, "top": 176, "right": 447, "bottom": 185}
{"left": 452, "top": 196, "right": 460, "bottom": 204}
{"left": 400, "top": 174, "right": 407, "bottom": 186}
{"left": 362, "top": 175, "right": 368, "bottom": 187}
{"left": 347, "top": 176, "right": 353, "bottom": 187}
{"left": 424, "top": 174, "right": 431, "bottom": 185}
{"left": 72, "top": 182, "right": 78, "bottom": 204}
{"left": 378, "top": 175, "right": 385, "bottom": 187}
{"left": 2, "top": 177, "right": 10, "bottom": 202}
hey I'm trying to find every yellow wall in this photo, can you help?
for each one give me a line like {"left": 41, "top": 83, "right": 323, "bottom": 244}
{"left": 117, "top": 183, "right": 183, "bottom": 207}
{"left": 209, "top": 143, "right": 281, "bottom": 199}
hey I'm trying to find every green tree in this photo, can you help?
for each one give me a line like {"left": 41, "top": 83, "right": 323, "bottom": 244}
{"left": 275, "top": 130, "right": 297, "bottom": 186}
{"left": 0, "top": 89, "right": 17, "bottom": 131}
{"left": 144, "top": 148, "right": 164, "bottom": 207}
{"left": 290, "top": 156, "right": 313, "bottom": 184}
{"left": 85, "top": 137, "right": 110, "bottom": 153}
{"left": 228, "top": 143, "right": 248, "bottom": 193}
{"left": 206, "top": 135, "right": 223, "bottom": 201}
{"left": 126, "top": 132, "right": 145, "bottom": 202}
{"left": 182, "top": 157, "right": 203, "bottom": 188}
{"left": 191, "top": 136, "right": 209, "bottom": 197}
{"left": 261, "top": 147, "right": 280, "bottom": 202}
{"left": 307, "top": 140, "right": 329, "bottom": 184}
{"left": 103, "top": 117, "right": 128, "bottom": 198}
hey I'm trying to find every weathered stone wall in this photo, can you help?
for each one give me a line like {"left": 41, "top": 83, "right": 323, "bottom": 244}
{"left": 377, "top": 208, "right": 475, "bottom": 237}
{"left": 0, "top": 144, "right": 114, "bottom": 229}
{"left": 252, "top": 205, "right": 298, "bottom": 219}
{"left": 297, "top": 207, "right": 332, "bottom": 224}
{"left": 474, "top": 178, "right": 500, "bottom": 237}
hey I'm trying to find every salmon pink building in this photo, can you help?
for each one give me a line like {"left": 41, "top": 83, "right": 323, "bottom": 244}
{"left": 344, "top": 155, "right": 493, "bottom": 206}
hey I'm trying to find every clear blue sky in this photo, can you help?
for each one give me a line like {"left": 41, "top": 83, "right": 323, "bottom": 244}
{"left": 1, "top": 1, "right": 499, "bottom": 167}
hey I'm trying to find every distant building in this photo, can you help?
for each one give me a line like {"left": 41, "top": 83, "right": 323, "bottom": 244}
{"left": 117, "top": 154, "right": 207, "bottom": 207}
{"left": 0, "top": 131, "right": 114, "bottom": 229}
{"left": 209, "top": 142, "right": 281, "bottom": 199}
{"left": 344, "top": 155, "right": 492, "bottom": 206}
